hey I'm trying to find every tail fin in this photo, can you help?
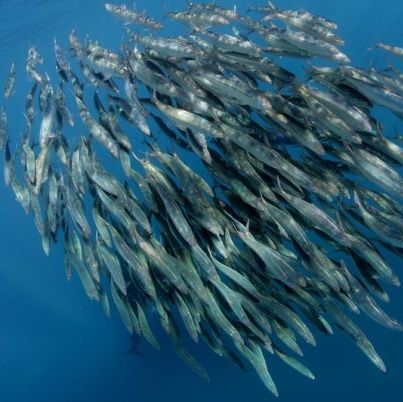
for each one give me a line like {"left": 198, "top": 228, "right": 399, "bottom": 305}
{"left": 368, "top": 36, "right": 381, "bottom": 51}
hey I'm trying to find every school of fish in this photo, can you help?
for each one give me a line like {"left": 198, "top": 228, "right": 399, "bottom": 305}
{"left": 1, "top": 1, "right": 403, "bottom": 396}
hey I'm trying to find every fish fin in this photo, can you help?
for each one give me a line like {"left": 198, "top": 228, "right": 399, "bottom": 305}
{"left": 275, "top": 176, "right": 285, "bottom": 195}
{"left": 335, "top": 209, "right": 349, "bottom": 238}
{"left": 367, "top": 36, "right": 380, "bottom": 51}
{"left": 267, "top": 1, "right": 276, "bottom": 10}
{"left": 391, "top": 127, "right": 402, "bottom": 141}
{"left": 343, "top": 140, "right": 354, "bottom": 155}
{"left": 353, "top": 191, "right": 362, "bottom": 208}
{"left": 245, "top": 219, "right": 251, "bottom": 233}
{"left": 374, "top": 121, "right": 386, "bottom": 139}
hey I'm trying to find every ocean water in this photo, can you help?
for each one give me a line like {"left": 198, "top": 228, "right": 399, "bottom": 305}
{"left": 0, "top": 1, "right": 402, "bottom": 402}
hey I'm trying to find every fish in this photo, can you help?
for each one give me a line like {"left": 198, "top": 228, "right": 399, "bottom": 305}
{"left": 166, "top": 10, "right": 230, "bottom": 28}
{"left": 369, "top": 40, "right": 403, "bottom": 58}
{"left": 153, "top": 94, "right": 224, "bottom": 138}
{"left": 54, "top": 39, "right": 71, "bottom": 83}
{"left": 1, "top": 1, "right": 403, "bottom": 397}
{"left": 0, "top": 107, "right": 8, "bottom": 150}
{"left": 105, "top": 3, "right": 162, "bottom": 29}
{"left": 354, "top": 191, "right": 403, "bottom": 248}
{"left": 4, "top": 62, "right": 16, "bottom": 100}
{"left": 26, "top": 46, "right": 45, "bottom": 83}
{"left": 76, "top": 96, "right": 119, "bottom": 158}
{"left": 129, "top": 32, "right": 205, "bottom": 59}
{"left": 194, "top": 29, "right": 262, "bottom": 57}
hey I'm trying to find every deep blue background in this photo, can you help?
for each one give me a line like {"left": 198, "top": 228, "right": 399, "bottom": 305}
{"left": 0, "top": 1, "right": 402, "bottom": 401}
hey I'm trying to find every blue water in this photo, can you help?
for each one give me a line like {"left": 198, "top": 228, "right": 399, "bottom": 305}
{"left": 0, "top": 1, "right": 402, "bottom": 401}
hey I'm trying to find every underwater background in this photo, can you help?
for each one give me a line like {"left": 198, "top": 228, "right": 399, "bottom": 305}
{"left": 0, "top": 0, "right": 402, "bottom": 401}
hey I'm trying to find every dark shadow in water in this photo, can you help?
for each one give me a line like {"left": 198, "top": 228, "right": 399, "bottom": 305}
{"left": 120, "top": 335, "right": 147, "bottom": 360}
